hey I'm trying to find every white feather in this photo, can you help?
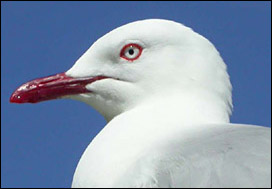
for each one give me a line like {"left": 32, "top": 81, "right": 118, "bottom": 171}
{"left": 64, "top": 19, "right": 270, "bottom": 188}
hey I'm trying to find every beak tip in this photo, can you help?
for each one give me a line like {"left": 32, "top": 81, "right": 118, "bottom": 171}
{"left": 10, "top": 91, "right": 22, "bottom": 103}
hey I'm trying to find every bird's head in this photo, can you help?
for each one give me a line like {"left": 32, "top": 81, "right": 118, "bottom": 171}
{"left": 10, "top": 19, "right": 232, "bottom": 122}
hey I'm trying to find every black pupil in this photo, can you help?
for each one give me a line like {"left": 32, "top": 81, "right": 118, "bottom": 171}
{"left": 128, "top": 48, "right": 134, "bottom": 55}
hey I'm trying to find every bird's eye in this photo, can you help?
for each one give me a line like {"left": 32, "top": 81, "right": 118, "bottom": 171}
{"left": 120, "top": 43, "right": 143, "bottom": 61}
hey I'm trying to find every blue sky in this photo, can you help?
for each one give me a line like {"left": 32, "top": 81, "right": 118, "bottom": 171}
{"left": 1, "top": 2, "right": 271, "bottom": 188}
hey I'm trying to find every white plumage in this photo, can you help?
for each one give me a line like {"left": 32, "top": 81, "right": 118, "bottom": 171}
{"left": 64, "top": 19, "right": 271, "bottom": 188}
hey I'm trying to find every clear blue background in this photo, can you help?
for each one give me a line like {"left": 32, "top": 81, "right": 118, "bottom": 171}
{"left": 1, "top": 2, "right": 271, "bottom": 188}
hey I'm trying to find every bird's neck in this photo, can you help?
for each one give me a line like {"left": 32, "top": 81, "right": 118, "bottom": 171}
{"left": 111, "top": 87, "right": 231, "bottom": 129}
{"left": 72, "top": 91, "right": 230, "bottom": 187}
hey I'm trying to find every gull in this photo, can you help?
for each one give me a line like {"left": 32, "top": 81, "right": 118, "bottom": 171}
{"left": 10, "top": 19, "right": 271, "bottom": 188}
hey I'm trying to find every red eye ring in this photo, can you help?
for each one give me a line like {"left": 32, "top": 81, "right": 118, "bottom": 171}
{"left": 120, "top": 43, "right": 143, "bottom": 61}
